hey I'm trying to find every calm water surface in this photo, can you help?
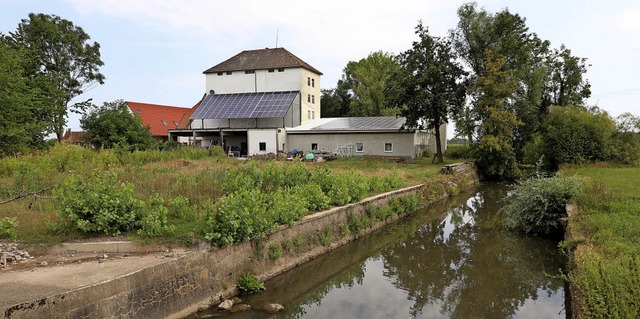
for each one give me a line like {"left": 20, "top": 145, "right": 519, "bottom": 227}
{"left": 192, "top": 184, "right": 567, "bottom": 319}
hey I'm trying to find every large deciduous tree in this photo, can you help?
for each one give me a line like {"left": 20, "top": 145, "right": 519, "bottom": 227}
{"left": 341, "top": 51, "right": 402, "bottom": 116}
{"left": 81, "top": 100, "right": 154, "bottom": 150}
{"left": 7, "top": 13, "right": 105, "bottom": 142}
{"left": 0, "top": 40, "right": 48, "bottom": 155}
{"left": 472, "top": 52, "right": 522, "bottom": 180}
{"left": 320, "top": 80, "right": 352, "bottom": 117}
{"left": 389, "top": 23, "right": 467, "bottom": 163}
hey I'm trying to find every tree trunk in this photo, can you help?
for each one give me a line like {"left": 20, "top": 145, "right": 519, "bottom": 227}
{"left": 433, "top": 120, "right": 444, "bottom": 164}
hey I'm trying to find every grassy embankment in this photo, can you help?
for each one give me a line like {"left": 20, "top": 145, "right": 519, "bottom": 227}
{"left": 0, "top": 144, "right": 459, "bottom": 247}
{"left": 562, "top": 165, "right": 640, "bottom": 318}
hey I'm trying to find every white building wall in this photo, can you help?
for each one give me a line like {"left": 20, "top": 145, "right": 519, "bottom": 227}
{"left": 286, "top": 133, "right": 417, "bottom": 158}
{"left": 247, "top": 129, "right": 278, "bottom": 155}
{"left": 205, "top": 68, "right": 303, "bottom": 94}
{"left": 300, "top": 69, "right": 321, "bottom": 123}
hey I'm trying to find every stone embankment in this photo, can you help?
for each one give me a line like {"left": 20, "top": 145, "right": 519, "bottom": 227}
{"left": 1, "top": 162, "right": 478, "bottom": 319}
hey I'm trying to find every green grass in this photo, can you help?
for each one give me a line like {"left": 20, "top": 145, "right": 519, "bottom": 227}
{"left": 562, "top": 164, "right": 640, "bottom": 318}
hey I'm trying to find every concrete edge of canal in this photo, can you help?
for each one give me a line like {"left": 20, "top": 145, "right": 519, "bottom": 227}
{"left": 2, "top": 162, "right": 479, "bottom": 319}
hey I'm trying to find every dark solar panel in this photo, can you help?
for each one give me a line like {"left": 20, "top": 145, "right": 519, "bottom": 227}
{"left": 191, "top": 91, "right": 299, "bottom": 120}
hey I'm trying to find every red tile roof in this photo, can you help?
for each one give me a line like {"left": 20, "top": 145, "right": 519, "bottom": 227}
{"left": 203, "top": 47, "right": 322, "bottom": 75}
{"left": 176, "top": 100, "right": 202, "bottom": 129}
{"left": 126, "top": 101, "right": 190, "bottom": 137}
{"left": 62, "top": 130, "right": 86, "bottom": 144}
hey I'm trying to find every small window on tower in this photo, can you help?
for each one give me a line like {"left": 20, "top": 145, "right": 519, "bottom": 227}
{"left": 312, "top": 78, "right": 315, "bottom": 87}
{"left": 307, "top": 77, "right": 311, "bottom": 86}
{"left": 307, "top": 94, "right": 311, "bottom": 103}
{"left": 312, "top": 95, "right": 315, "bottom": 104}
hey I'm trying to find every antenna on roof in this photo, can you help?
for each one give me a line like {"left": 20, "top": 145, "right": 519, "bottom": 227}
{"left": 275, "top": 27, "right": 279, "bottom": 48}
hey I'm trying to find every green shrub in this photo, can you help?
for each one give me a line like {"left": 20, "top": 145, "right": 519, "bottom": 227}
{"left": 236, "top": 272, "right": 266, "bottom": 294}
{"left": 282, "top": 162, "right": 310, "bottom": 188}
{"left": 137, "top": 194, "right": 174, "bottom": 237}
{"left": 0, "top": 217, "right": 17, "bottom": 239}
{"left": 445, "top": 143, "right": 471, "bottom": 159}
{"left": 501, "top": 175, "right": 581, "bottom": 236}
{"left": 205, "top": 189, "right": 275, "bottom": 246}
{"left": 268, "top": 244, "right": 282, "bottom": 260}
{"left": 318, "top": 227, "right": 333, "bottom": 246}
{"left": 327, "top": 177, "right": 351, "bottom": 206}
{"left": 382, "top": 171, "right": 402, "bottom": 190}
{"left": 345, "top": 172, "right": 369, "bottom": 203}
{"left": 54, "top": 171, "right": 143, "bottom": 235}
{"left": 268, "top": 188, "right": 308, "bottom": 225}
{"left": 293, "top": 183, "right": 330, "bottom": 211}
{"left": 167, "top": 196, "right": 192, "bottom": 219}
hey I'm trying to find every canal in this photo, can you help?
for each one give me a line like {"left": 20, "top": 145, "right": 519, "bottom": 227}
{"left": 191, "top": 184, "right": 567, "bottom": 318}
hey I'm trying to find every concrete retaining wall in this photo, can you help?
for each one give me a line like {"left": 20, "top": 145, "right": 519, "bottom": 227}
{"left": 3, "top": 163, "right": 478, "bottom": 319}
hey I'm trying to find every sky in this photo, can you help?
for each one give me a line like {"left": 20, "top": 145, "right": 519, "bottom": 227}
{"left": 1, "top": 0, "right": 639, "bottom": 133}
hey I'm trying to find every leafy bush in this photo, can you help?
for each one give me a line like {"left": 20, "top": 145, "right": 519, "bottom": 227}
{"left": 0, "top": 217, "right": 17, "bottom": 239}
{"left": 445, "top": 143, "right": 471, "bottom": 159}
{"left": 501, "top": 175, "right": 581, "bottom": 236}
{"left": 382, "top": 171, "right": 402, "bottom": 190}
{"left": 205, "top": 189, "right": 275, "bottom": 246}
{"left": 137, "top": 194, "right": 174, "bottom": 237}
{"left": 167, "top": 196, "right": 192, "bottom": 219}
{"left": 54, "top": 171, "right": 143, "bottom": 235}
{"left": 345, "top": 172, "right": 369, "bottom": 203}
{"left": 293, "top": 183, "right": 330, "bottom": 211}
{"left": 268, "top": 244, "right": 282, "bottom": 260}
{"left": 268, "top": 188, "right": 308, "bottom": 225}
{"left": 236, "top": 272, "right": 266, "bottom": 294}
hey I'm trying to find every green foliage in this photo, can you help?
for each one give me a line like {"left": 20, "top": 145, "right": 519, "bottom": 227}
{"left": 389, "top": 22, "right": 467, "bottom": 163}
{"left": 167, "top": 196, "right": 192, "bottom": 219}
{"left": 293, "top": 183, "right": 330, "bottom": 211}
{"left": 341, "top": 51, "right": 402, "bottom": 117}
{"left": 81, "top": 100, "right": 155, "bottom": 150}
{"left": 318, "top": 227, "right": 333, "bottom": 246}
{"left": 320, "top": 81, "right": 352, "bottom": 118}
{"left": 137, "top": 194, "right": 174, "bottom": 237}
{"left": 236, "top": 272, "right": 266, "bottom": 294}
{"left": 445, "top": 143, "right": 471, "bottom": 160}
{"left": 471, "top": 52, "right": 522, "bottom": 180}
{"left": 268, "top": 188, "right": 308, "bottom": 226}
{"left": 268, "top": 244, "right": 282, "bottom": 260}
{"left": 54, "top": 171, "right": 143, "bottom": 235}
{"left": 0, "top": 217, "right": 18, "bottom": 239}
{"left": 0, "top": 41, "right": 49, "bottom": 156}
{"left": 7, "top": 13, "right": 105, "bottom": 142}
{"left": 205, "top": 189, "right": 273, "bottom": 246}
{"left": 501, "top": 175, "right": 581, "bottom": 236}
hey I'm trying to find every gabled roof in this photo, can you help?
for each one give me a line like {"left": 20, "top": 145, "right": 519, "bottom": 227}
{"left": 126, "top": 102, "right": 190, "bottom": 136}
{"left": 203, "top": 47, "right": 322, "bottom": 75}
{"left": 176, "top": 100, "right": 202, "bottom": 129}
{"left": 62, "top": 130, "right": 86, "bottom": 144}
{"left": 190, "top": 91, "right": 299, "bottom": 120}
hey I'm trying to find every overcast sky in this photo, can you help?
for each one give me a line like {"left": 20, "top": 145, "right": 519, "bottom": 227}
{"left": 1, "top": 0, "right": 639, "bottom": 133}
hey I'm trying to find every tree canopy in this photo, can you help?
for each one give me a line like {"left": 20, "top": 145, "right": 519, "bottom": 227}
{"left": 389, "top": 22, "right": 467, "bottom": 163}
{"left": 81, "top": 100, "right": 154, "bottom": 150}
{"left": 6, "top": 13, "right": 105, "bottom": 142}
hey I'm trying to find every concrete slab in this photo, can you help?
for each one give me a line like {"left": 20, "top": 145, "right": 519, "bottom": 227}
{"left": 47, "top": 241, "right": 167, "bottom": 254}
{"left": 0, "top": 253, "right": 177, "bottom": 309}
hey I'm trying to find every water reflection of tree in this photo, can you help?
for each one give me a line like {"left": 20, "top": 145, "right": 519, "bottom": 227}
{"left": 382, "top": 186, "right": 564, "bottom": 318}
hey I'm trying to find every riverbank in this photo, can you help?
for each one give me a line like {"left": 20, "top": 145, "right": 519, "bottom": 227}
{"left": 563, "top": 165, "right": 640, "bottom": 318}
{"left": 1, "top": 163, "right": 479, "bottom": 319}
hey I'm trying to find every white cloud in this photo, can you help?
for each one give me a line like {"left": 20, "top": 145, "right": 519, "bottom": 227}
{"left": 613, "top": 5, "right": 640, "bottom": 32}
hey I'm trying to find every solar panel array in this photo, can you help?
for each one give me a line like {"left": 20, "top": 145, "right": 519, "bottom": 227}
{"left": 310, "top": 117, "right": 406, "bottom": 131}
{"left": 191, "top": 90, "right": 299, "bottom": 120}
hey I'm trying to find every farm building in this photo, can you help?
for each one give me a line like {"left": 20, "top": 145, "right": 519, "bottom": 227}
{"left": 169, "top": 47, "right": 445, "bottom": 158}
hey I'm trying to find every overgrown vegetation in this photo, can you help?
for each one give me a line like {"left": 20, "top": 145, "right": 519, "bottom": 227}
{"left": 563, "top": 166, "right": 640, "bottom": 318}
{"left": 0, "top": 144, "right": 451, "bottom": 246}
{"left": 501, "top": 174, "right": 581, "bottom": 236}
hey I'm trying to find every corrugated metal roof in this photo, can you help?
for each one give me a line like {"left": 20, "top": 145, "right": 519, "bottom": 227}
{"left": 203, "top": 48, "right": 322, "bottom": 75}
{"left": 289, "top": 117, "right": 407, "bottom": 132}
